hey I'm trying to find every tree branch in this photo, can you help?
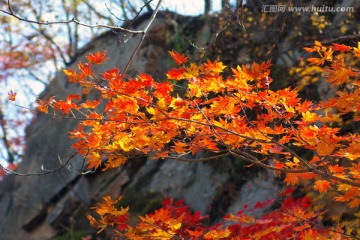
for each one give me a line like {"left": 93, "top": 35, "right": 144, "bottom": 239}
{"left": 0, "top": 107, "right": 15, "bottom": 164}
{"left": 121, "top": 0, "right": 162, "bottom": 74}
{"left": 0, "top": 0, "right": 145, "bottom": 34}
{"left": 0, "top": 151, "right": 77, "bottom": 176}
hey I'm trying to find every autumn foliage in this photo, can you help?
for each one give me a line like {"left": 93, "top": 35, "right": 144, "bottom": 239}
{"left": 15, "top": 41, "right": 359, "bottom": 238}
{"left": 85, "top": 188, "right": 343, "bottom": 239}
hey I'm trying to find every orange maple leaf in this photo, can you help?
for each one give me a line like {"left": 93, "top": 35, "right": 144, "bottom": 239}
{"left": 314, "top": 180, "right": 331, "bottom": 193}
{"left": 8, "top": 90, "right": 16, "bottom": 101}
{"left": 87, "top": 152, "right": 102, "bottom": 170}
{"left": 314, "top": 40, "right": 322, "bottom": 47}
{"left": 37, "top": 98, "right": 54, "bottom": 114}
{"left": 303, "top": 46, "right": 319, "bottom": 53}
{"left": 81, "top": 99, "right": 101, "bottom": 109}
{"left": 328, "top": 165, "right": 344, "bottom": 174}
{"left": 101, "top": 67, "right": 121, "bottom": 81}
{"left": 301, "top": 111, "right": 318, "bottom": 123}
{"left": 86, "top": 213, "right": 100, "bottom": 229}
{"left": 204, "top": 228, "right": 231, "bottom": 239}
{"left": 137, "top": 73, "right": 154, "bottom": 86}
{"left": 307, "top": 57, "right": 325, "bottom": 66}
{"left": 284, "top": 173, "right": 300, "bottom": 186}
{"left": 78, "top": 61, "right": 93, "bottom": 76}
{"left": 63, "top": 69, "right": 86, "bottom": 83}
{"left": 168, "top": 51, "right": 188, "bottom": 65}
{"left": 103, "top": 155, "right": 127, "bottom": 171}
{"left": 54, "top": 99, "right": 78, "bottom": 114}
{"left": 86, "top": 51, "right": 108, "bottom": 64}
{"left": 326, "top": 63, "right": 356, "bottom": 85}
{"left": 204, "top": 59, "right": 226, "bottom": 73}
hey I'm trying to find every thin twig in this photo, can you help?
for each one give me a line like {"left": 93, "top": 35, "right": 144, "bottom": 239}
{"left": 0, "top": 107, "right": 16, "bottom": 164}
{"left": 230, "top": 150, "right": 309, "bottom": 173}
{"left": 121, "top": 0, "right": 162, "bottom": 75}
{"left": 197, "top": 2, "right": 244, "bottom": 62}
{"left": 165, "top": 152, "right": 230, "bottom": 162}
{"left": 1, "top": 0, "right": 144, "bottom": 34}
{"left": 0, "top": 151, "right": 77, "bottom": 176}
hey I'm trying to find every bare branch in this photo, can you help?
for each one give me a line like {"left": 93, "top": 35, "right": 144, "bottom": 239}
{"left": 83, "top": 0, "right": 115, "bottom": 25}
{"left": 1, "top": 0, "right": 162, "bottom": 73}
{"left": 195, "top": 1, "right": 245, "bottom": 62}
{"left": 230, "top": 150, "right": 309, "bottom": 173}
{"left": 121, "top": 0, "right": 162, "bottom": 74}
{"left": 0, "top": 151, "right": 77, "bottom": 176}
{"left": 299, "top": 34, "right": 360, "bottom": 48}
{"left": 0, "top": 0, "right": 144, "bottom": 34}
{"left": 0, "top": 106, "right": 16, "bottom": 164}
{"left": 165, "top": 152, "right": 230, "bottom": 162}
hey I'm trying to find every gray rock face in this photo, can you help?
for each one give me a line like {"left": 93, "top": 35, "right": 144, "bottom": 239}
{"left": 227, "top": 171, "right": 280, "bottom": 218}
{"left": 138, "top": 155, "right": 229, "bottom": 213}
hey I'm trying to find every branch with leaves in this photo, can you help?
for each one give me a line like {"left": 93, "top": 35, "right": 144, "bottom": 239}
{"left": 7, "top": 40, "right": 357, "bottom": 200}
{"left": 5, "top": 24, "right": 360, "bottom": 236}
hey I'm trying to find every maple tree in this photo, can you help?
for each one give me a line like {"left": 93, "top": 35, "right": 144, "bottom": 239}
{"left": 11, "top": 40, "right": 356, "bottom": 239}
{"left": 1, "top": 1, "right": 360, "bottom": 239}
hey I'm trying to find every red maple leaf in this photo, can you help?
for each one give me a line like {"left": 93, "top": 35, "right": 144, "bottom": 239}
{"left": 332, "top": 43, "right": 351, "bottom": 52}
{"left": 86, "top": 51, "right": 109, "bottom": 64}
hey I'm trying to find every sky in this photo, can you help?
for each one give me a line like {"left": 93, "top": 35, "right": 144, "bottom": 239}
{"left": 162, "top": 0, "right": 222, "bottom": 15}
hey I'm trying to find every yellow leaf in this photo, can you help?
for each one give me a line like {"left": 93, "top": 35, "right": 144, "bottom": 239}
{"left": 302, "top": 111, "right": 318, "bottom": 123}
{"left": 146, "top": 107, "right": 156, "bottom": 115}
{"left": 337, "top": 184, "right": 352, "bottom": 192}
{"left": 118, "top": 138, "right": 133, "bottom": 152}
{"left": 204, "top": 228, "right": 231, "bottom": 239}
{"left": 173, "top": 141, "right": 189, "bottom": 154}
{"left": 307, "top": 57, "right": 324, "bottom": 66}
{"left": 314, "top": 40, "right": 322, "bottom": 47}
{"left": 284, "top": 173, "right": 299, "bottom": 186}
{"left": 87, "top": 152, "right": 102, "bottom": 170}
{"left": 204, "top": 59, "right": 226, "bottom": 73}
{"left": 103, "top": 155, "right": 127, "bottom": 170}
{"left": 353, "top": 42, "right": 360, "bottom": 58}
{"left": 170, "top": 222, "right": 182, "bottom": 231}
{"left": 340, "top": 25, "right": 347, "bottom": 33}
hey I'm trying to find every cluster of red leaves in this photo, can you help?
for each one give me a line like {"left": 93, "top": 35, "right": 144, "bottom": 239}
{"left": 87, "top": 188, "right": 344, "bottom": 239}
{"left": 0, "top": 42, "right": 55, "bottom": 81}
